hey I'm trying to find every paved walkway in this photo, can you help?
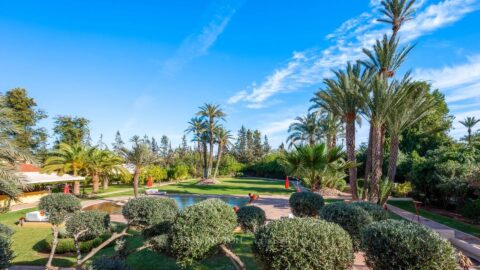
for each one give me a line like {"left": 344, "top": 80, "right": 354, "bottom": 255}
{"left": 388, "top": 204, "right": 480, "bottom": 264}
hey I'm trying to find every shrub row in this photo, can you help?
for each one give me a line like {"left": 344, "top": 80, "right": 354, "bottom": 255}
{"left": 44, "top": 234, "right": 111, "bottom": 254}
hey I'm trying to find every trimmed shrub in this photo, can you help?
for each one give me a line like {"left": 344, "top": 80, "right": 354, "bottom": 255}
{"left": 66, "top": 211, "right": 110, "bottom": 241}
{"left": 168, "top": 199, "right": 237, "bottom": 267}
{"left": 89, "top": 256, "right": 131, "bottom": 270}
{"left": 39, "top": 193, "right": 81, "bottom": 225}
{"left": 320, "top": 202, "right": 373, "bottom": 251}
{"left": 0, "top": 224, "right": 13, "bottom": 237}
{"left": 393, "top": 181, "right": 412, "bottom": 197}
{"left": 351, "top": 201, "right": 389, "bottom": 222}
{"left": 44, "top": 234, "right": 110, "bottom": 254}
{"left": 289, "top": 192, "right": 324, "bottom": 217}
{"left": 236, "top": 206, "right": 266, "bottom": 233}
{"left": 361, "top": 219, "right": 457, "bottom": 270}
{"left": 461, "top": 199, "right": 480, "bottom": 223}
{"left": 253, "top": 217, "right": 354, "bottom": 270}
{"left": 0, "top": 234, "right": 14, "bottom": 269}
{"left": 122, "top": 197, "right": 178, "bottom": 233}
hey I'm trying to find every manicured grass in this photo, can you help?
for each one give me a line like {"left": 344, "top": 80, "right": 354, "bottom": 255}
{"left": 388, "top": 200, "right": 480, "bottom": 237}
{"left": 156, "top": 178, "right": 296, "bottom": 196}
{"left": 83, "top": 184, "right": 134, "bottom": 194}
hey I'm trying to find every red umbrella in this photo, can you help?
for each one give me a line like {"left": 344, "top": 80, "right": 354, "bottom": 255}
{"left": 63, "top": 183, "right": 70, "bottom": 194}
{"left": 147, "top": 176, "right": 153, "bottom": 188}
{"left": 285, "top": 176, "right": 290, "bottom": 189}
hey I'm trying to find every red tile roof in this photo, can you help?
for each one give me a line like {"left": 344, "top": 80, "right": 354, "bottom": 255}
{"left": 18, "top": 164, "right": 41, "bottom": 172}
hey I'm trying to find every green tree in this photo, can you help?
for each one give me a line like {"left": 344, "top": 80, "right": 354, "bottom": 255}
{"left": 112, "top": 130, "right": 125, "bottom": 153}
{"left": 460, "top": 117, "right": 480, "bottom": 145}
{"left": 120, "top": 139, "right": 160, "bottom": 198}
{"left": 252, "top": 130, "right": 263, "bottom": 160}
{"left": 196, "top": 103, "right": 226, "bottom": 177}
{"left": 53, "top": 116, "right": 90, "bottom": 146}
{"left": 3, "top": 88, "right": 48, "bottom": 154}
{"left": 85, "top": 148, "right": 128, "bottom": 193}
{"left": 287, "top": 113, "right": 322, "bottom": 147}
{"left": 263, "top": 135, "right": 271, "bottom": 154}
{"left": 213, "top": 127, "right": 233, "bottom": 179}
{"left": 42, "top": 143, "right": 87, "bottom": 195}
{"left": 235, "top": 126, "right": 248, "bottom": 162}
{"left": 186, "top": 117, "right": 208, "bottom": 178}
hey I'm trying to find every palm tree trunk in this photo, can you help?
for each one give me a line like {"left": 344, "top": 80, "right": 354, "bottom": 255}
{"left": 73, "top": 169, "right": 80, "bottom": 196}
{"left": 102, "top": 176, "right": 109, "bottom": 190}
{"left": 370, "top": 122, "right": 383, "bottom": 203}
{"left": 46, "top": 225, "right": 59, "bottom": 269}
{"left": 92, "top": 172, "right": 100, "bottom": 193}
{"left": 133, "top": 168, "right": 140, "bottom": 198}
{"left": 202, "top": 142, "right": 208, "bottom": 179}
{"left": 208, "top": 139, "right": 214, "bottom": 177}
{"left": 346, "top": 120, "right": 358, "bottom": 200}
{"left": 363, "top": 125, "right": 373, "bottom": 200}
{"left": 213, "top": 143, "right": 223, "bottom": 179}
{"left": 387, "top": 134, "right": 400, "bottom": 183}
{"left": 332, "top": 134, "right": 337, "bottom": 148}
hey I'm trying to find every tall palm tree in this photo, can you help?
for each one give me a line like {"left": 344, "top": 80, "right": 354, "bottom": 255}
{"left": 378, "top": 0, "right": 416, "bottom": 37}
{"left": 0, "top": 96, "right": 33, "bottom": 203}
{"left": 98, "top": 150, "right": 128, "bottom": 190}
{"left": 312, "top": 62, "right": 371, "bottom": 200}
{"left": 284, "top": 143, "right": 353, "bottom": 191}
{"left": 119, "top": 140, "right": 160, "bottom": 198}
{"left": 84, "top": 148, "right": 128, "bottom": 193}
{"left": 186, "top": 117, "right": 208, "bottom": 179}
{"left": 386, "top": 80, "right": 435, "bottom": 183}
{"left": 196, "top": 104, "right": 226, "bottom": 178}
{"left": 287, "top": 113, "right": 322, "bottom": 147}
{"left": 213, "top": 127, "right": 233, "bottom": 179}
{"left": 460, "top": 117, "right": 480, "bottom": 145}
{"left": 43, "top": 143, "right": 88, "bottom": 195}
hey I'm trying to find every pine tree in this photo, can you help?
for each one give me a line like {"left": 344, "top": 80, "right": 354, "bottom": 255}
{"left": 278, "top": 142, "right": 285, "bottom": 152}
{"left": 160, "top": 135, "right": 170, "bottom": 158}
{"left": 151, "top": 137, "right": 160, "bottom": 154}
{"left": 97, "top": 134, "right": 108, "bottom": 149}
{"left": 253, "top": 130, "right": 263, "bottom": 160}
{"left": 112, "top": 131, "right": 125, "bottom": 152}
{"left": 235, "top": 126, "right": 247, "bottom": 162}
{"left": 263, "top": 135, "right": 271, "bottom": 154}
{"left": 246, "top": 129, "right": 254, "bottom": 163}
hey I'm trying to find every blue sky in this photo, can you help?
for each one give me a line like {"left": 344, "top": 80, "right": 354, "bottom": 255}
{"left": 1, "top": 0, "right": 479, "bottom": 148}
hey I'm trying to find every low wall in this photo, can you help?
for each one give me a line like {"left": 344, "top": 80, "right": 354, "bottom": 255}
{"left": 0, "top": 191, "right": 49, "bottom": 206}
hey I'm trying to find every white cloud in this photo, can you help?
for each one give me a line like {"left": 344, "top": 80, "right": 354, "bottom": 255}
{"left": 261, "top": 118, "right": 295, "bottom": 136}
{"left": 229, "top": 0, "right": 478, "bottom": 108}
{"left": 163, "top": 0, "right": 243, "bottom": 74}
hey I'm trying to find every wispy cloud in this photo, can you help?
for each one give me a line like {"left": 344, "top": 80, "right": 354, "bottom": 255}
{"left": 163, "top": 0, "right": 243, "bottom": 74}
{"left": 229, "top": 0, "right": 478, "bottom": 108}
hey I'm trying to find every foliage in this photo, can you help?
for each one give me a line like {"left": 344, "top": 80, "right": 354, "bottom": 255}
{"left": 89, "top": 257, "right": 131, "bottom": 270}
{"left": 0, "top": 224, "right": 13, "bottom": 238}
{"left": 236, "top": 206, "right": 266, "bottom": 233}
{"left": 361, "top": 219, "right": 457, "bottom": 270}
{"left": 44, "top": 234, "right": 109, "bottom": 254}
{"left": 393, "top": 181, "right": 412, "bottom": 197}
{"left": 3, "top": 88, "right": 48, "bottom": 153}
{"left": 140, "top": 165, "right": 168, "bottom": 183}
{"left": 461, "top": 199, "right": 480, "bottom": 223}
{"left": 218, "top": 154, "right": 243, "bottom": 176}
{"left": 122, "top": 197, "right": 178, "bottom": 234}
{"left": 53, "top": 115, "right": 90, "bottom": 146}
{"left": 289, "top": 192, "right": 324, "bottom": 217}
{"left": 66, "top": 211, "right": 110, "bottom": 241}
{"left": 243, "top": 152, "right": 288, "bottom": 179}
{"left": 42, "top": 143, "right": 87, "bottom": 176}
{"left": 253, "top": 217, "right": 354, "bottom": 270}
{"left": 167, "top": 199, "right": 237, "bottom": 267}
{"left": 38, "top": 193, "right": 81, "bottom": 225}
{"left": 168, "top": 163, "right": 189, "bottom": 180}
{"left": 0, "top": 233, "right": 14, "bottom": 270}
{"left": 350, "top": 201, "right": 389, "bottom": 222}
{"left": 320, "top": 202, "right": 373, "bottom": 251}
{"left": 287, "top": 112, "right": 323, "bottom": 147}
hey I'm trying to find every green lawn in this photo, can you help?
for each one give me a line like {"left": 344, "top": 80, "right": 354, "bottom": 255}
{"left": 83, "top": 184, "right": 134, "bottom": 195}
{"left": 388, "top": 200, "right": 480, "bottom": 237}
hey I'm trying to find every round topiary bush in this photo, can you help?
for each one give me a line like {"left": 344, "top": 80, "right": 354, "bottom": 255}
{"left": 289, "top": 192, "right": 324, "bottom": 217}
{"left": 122, "top": 197, "right": 178, "bottom": 233}
{"left": 0, "top": 234, "right": 14, "bottom": 269}
{"left": 0, "top": 224, "right": 13, "bottom": 237}
{"left": 89, "top": 256, "right": 131, "bottom": 270}
{"left": 320, "top": 202, "right": 373, "bottom": 251}
{"left": 461, "top": 199, "right": 480, "bottom": 223}
{"left": 351, "top": 201, "right": 389, "bottom": 222}
{"left": 253, "top": 217, "right": 354, "bottom": 270}
{"left": 66, "top": 211, "right": 110, "bottom": 241}
{"left": 236, "top": 205, "right": 266, "bottom": 233}
{"left": 361, "top": 219, "right": 457, "bottom": 270}
{"left": 168, "top": 198, "right": 237, "bottom": 268}
{"left": 39, "top": 193, "right": 81, "bottom": 224}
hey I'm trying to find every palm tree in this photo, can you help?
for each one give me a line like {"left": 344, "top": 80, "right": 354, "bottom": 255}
{"left": 84, "top": 148, "right": 128, "bottom": 193}
{"left": 99, "top": 151, "right": 127, "bottom": 190}
{"left": 284, "top": 143, "right": 353, "bottom": 191}
{"left": 378, "top": 0, "right": 416, "bottom": 37}
{"left": 119, "top": 140, "right": 160, "bottom": 198}
{"left": 312, "top": 62, "right": 371, "bottom": 200}
{"left": 196, "top": 104, "right": 226, "bottom": 178}
{"left": 386, "top": 80, "right": 435, "bottom": 183}
{"left": 460, "top": 117, "right": 480, "bottom": 145}
{"left": 213, "top": 127, "right": 233, "bottom": 179}
{"left": 43, "top": 143, "right": 87, "bottom": 195}
{"left": 0, "top": 96, "right": 33, "bottom": 204}
{"left": 287, "top": 113, "right": 322, "bottom": 147}
{"left": 186, "top": 117, "right": 208, "bottom": 178}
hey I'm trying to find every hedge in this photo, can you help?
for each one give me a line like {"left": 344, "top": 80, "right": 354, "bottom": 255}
{"left": 44, "top": 234, "right": 110, "bottom": 254}
{"left": 253, "top": 217, "right": 354, "bottom": 270}
{"left": 361, "top": 219, "right": 457, "bottom": 270}
{"left": 350, "top": 201, "right": 389, "bottom": 222}
{"left": 89, "top": 256, "right": 131, "bottom": 270}
{"left": 289, "top": 192, "right": 324, "bottom": 217}
{"left": 236, "top": 205, "right": 266, "bottom": 233}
